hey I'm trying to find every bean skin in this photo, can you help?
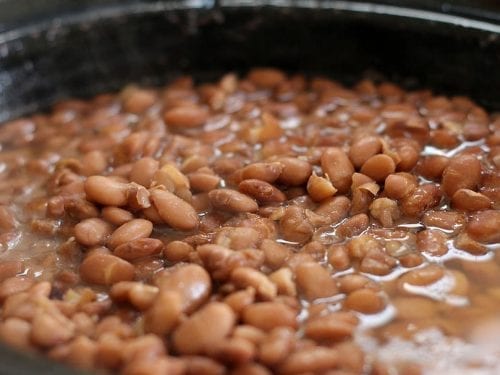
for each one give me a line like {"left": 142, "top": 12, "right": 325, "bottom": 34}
{"left": 150, "top": 189, "right": 199, "bottom": 230}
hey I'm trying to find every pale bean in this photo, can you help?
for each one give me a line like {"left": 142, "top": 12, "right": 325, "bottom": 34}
{"left": 277, "top": 157, "right": 312, "bottom": 186}
{"left": 173, "top": 302, "right": 236, "bottom": 355}
{"left": 101, "top": 206, "right": 134, "bottom": 226}
{"left": 113, "top": 238, "right": 164, "bottom": 261}
{"left": 224, "top": 288, "right": 256, "bottom": 314}
{"left": 307, "top": 173, "right": 337, "bottom": 202}
{"left": 451, "top": 189, "right": 491, "bottom": 211}
{"left": 242, "top": 302, "right": 298, "bottom": 331}
{"left": 107, "top": 219, "right": 153, "bottom": 249}
{"left": 442, "top": 154, "right": 482, "bottom": 197}
{"left": 151, "top": 188, "right": 199, "bottom": 230}
{"left": 321, "top": 148, "right": 354, "bottom": 194}
{"left": 80, "top": 253, "right": 135, "bottom": 286}
{"left": 164, "top": 241, "right": 194, "bottom": 263}
{"left": 129, "top": 157, "right": 159, "bottom": 187}
{"left": 239, "top": 179, "right": 286, "bottom": 203}
{"left": 208, "top": 188, "right": 259, "bottom": 213}
{"left": 144, "top": 291, "right": 183, "bottom": 335}
{"left": 231, "top": 267, "right": 277, "bottom": 301}
{"left": 239, "top": 162, "right": 284, "bottom": 183}
{"left": 155, "top": 264, "right": 211, "bottom": 313}
{"left": 188, "top": 172, "right": 221, "bottom": 192}
{"left": 295, "top": 262, "right": 338, "bottom": 301}
{"left": 360, "top": 154, "right": 396, "bottom": 182}
{"left": 84, "top": 176, "right": 129, "bottom": 206}
{"left": 74, "top": 218, "right": 113, "bottom": 247}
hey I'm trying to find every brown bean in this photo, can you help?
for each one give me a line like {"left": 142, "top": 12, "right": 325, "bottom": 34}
{"left": 164, "top": 105, "right": 209, "bottom": 128}
{"left": 336, "top": 213, "right": 369, "bottom": 238}
{"left": 173, "top": 302, "right": 236, "bottom": 355}
{"left": 224, "top": 288, "right": 256, "bottom": 314}
{"left": 31, "top": 310, "right": 75, "bottom": 348}
{"left": 258, "top": 327, "right": 295, "bottom": 366}
{"left": 74, "top": 218, "right": 113, "bottom": 247}
{"left": 231, "top": 267, "right": 277, "bottom": 301}
{"left": 369, "top": 198, "right": 400, "bottom": 227}
{"left": 279, "top": 206, "right": 313, "bottom": 244}
{"left": 398, "top": 265, "right": 444, "bottom": 289}
{"left": 269, "top": 268, "right": 297, "bottom": 297}
{"left": 451, "top": 189, "right": 491, "bottom": 211}
{"left": 144, "top": 291, "right": 183, "bottom": 335}
{"left": 393, "top": 297, "right": 437, "bottom": 320}
{"left": 305, "top": 312, "right": 358, "bottom": 342}
{"left": 384, "top": 173, "right": 417, "bottom": 199}
{"left": 295, "top": 262, "right": 337, "bottom": 301}
{"left": 151, "top": 188, "right": 199, "bottom": 230}
{"left": 0, "top": 205, "right": 17, "bottom": 231}
{"left": 307, "top": 173, "right": 337, "bottom": 202}
{"left": 110, "top": 281, "right": 159, "bottom": 310}
{"left": 0, "top": 318, "right": 32, "bottom": 350}
{"left": 164, "top": 241, "right": 194, "bottom": 263}
{"left": 240, "top": 162, "right": 284, "bottom": 183}
{"left": 107, "top": 219, "right": 153, "bottom": 249}
{"left": 467, "top": 210, "right": 500, "bottom": 243}
{"left": 208, "top": 189, "right": 259, "bottom": 213}
{"left": 113, "top": 238, "right": 164, "bottom": 261}
{"left": 422, "top": 210, "right": 465, "bottom": 231}
{"left": 417, "top": 155, "right": 449, "bottom": 180}
{"left": 315, "top": 196, "right": 351, "bottom": 224}
{"left": 184, "top": 356, "right": 226, "bottom": 375}
{"left": 400, "top": 183, "right": 442, "bottom": 218}
{"left": 239, "top": 179, "right": 286, "bottom": 203}
{"left": 80, "top": 253, "right": 135, "bottom": 285}
{"left": 360, "top": 154, "right": 396, "bottom": 182}
{"left": 155, "top": 264, "right": 211, "bottom": 313}
{"left": 278, "top": 347, "right": 339, "bottom": 374}
{"left": 101, "top": 206, "right": 134, "bottom": 226}
{"left": 277, "top": 157, "right": 312, "bottom": 186}
{"left": 188, "top": 172, "right": 221, "bottom": 192}
{"left": 261, "top": 239, "right": 292, "bottom": 270}
{"left": 416, "top": 229, "right": 448, "bottom": 256}
{"left": 0, "top": 276, "right": 33, "bottom": 302}
{"left": 454, "top": 232, "right": 487, "bottom": 255}
{"left": 442, "top": 154, "right": 482, "bottom": 197}
{"left": 248, "top": 68, "right": 286, "bottom": 88}
{"left": 328, "top": 245, "right": 350, "bottom": 271}
{"left": 321, "top": 148, "right": 354, "bottom": 194}
{"left": 129, "top": 157, "right": 159, "bottom": 187}
{"left": 344, "top": 288, "right": 386, "bottom": 314}
{"left": 242, "top": 302, "right": 297, "bottom": 331}
{"left": 349, "top": 136, "right": 382, "bottom": 168}
{"left": 84, "top": 176, "right": 129, "bottom": 206}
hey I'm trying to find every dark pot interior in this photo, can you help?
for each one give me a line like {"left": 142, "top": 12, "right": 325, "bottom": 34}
{"left": 0, "top": 1, "right": 499, "bottom": 374}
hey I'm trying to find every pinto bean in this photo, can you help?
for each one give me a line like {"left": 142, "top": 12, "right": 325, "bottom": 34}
{"left": 349, "top": 136, "right": 382, "bottom": 168}
{"left": 74, "top": 218, "right": 113, "bottom": 247}
{"left": 451, "top": 189, "right": 491, "bottom": 211}
{"left": 80, "top": 253, "right": 135, "bottom": 286}
{"left": 305, "top": 312, "right": 358, "bottom": 342}
{"left": 164, "top": 105, "right": 209, "bottom": 128}
{"left": 107, "top": 219, "right": 153, "bottom": 249}
{"left": 101, "top": 206, "right": 134, "bottom": 225}
{"left": 321, "top": 148, "right": 354, "bottom": 194}
{"left": 442, "top": 154, "right": 482, "bottom": 197}
{"left": 384, "top": 173, "right": 417, "bottom": 199}
{"left": 84, "top": 176, "right": 129, "bottom": 206}
{"left": 248, "top": 68, "right": 286, "bottom": 88}
{"left": 143, "top": 291, "right": 183, "bottom": 335}
{"left": 416, "top": 229, "right": 448, "bottom": 256}
{"left": 173, "top": 302, "right": 236, "bottom": 355}
{"left": 242, "top": 302, "right": 298, "bottom": 331}
{"left": 113, "top": 238, "right": 164, "bottom": 261}
{"left": 295, "top": 262, "right": 337, "bottom": 301}
{"left": 239, "top": 179, "right": 286, "bottom": 203}
{"left": 307, "top": 173, "right": 337, "bottom": 202}
{"left": 361, "top": 154, "right": 396, "bottom": 182}
{"left": 344, "top": 288, "right": 386, "bottom": 314}
{"left": 278, "top": 347, "right": 339, "bottom": 374}
{"left": 231, "top": 267, "right": 277, "bottom": 301}
{"left": 151, "top": 188, "right": 199, "bottom": 230}
{"left": 279, "top": 206, "right": 313, "bottom": 244}
{"left": 208, "top": 189, "right": 259, "bottom": 213}
{"left": 277, "top": 157, "right": 312, "bottom": 186}
{"left": 239, "top": 162, "right": 284, "bottom": 183}
{"left": 467, "top": 210, "right": 500, "bottom": 243}
{"left": 129, "top": 157, "right": 159, "bottom": 187}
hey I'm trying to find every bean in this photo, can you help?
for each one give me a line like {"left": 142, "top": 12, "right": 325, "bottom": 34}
{"left": 417, "top": 155, "right": 449, "bottom": 180}
{"left": 338, "top": 274, "right": 374, "bottom": 294}
{"left": 84, "top": 176, "right": 129, "bottom": 206}
{"left": 239, "top": 179, "right": 286, "bottom": 203}
{"left": 305, "top": 312, "right": 358, "bottom": 341}
{"left": 31, "top": 310, "right": 75, "bottom": 348}
{"left": 307, "top": 173, "right": 337, "bottom": 202}
{"left": 344, "top": 288, "right": 386, "bottom": 314}
{"left": 211, "top": 337, "right": 255, "bottom": 365}
{"left": 384, "top": 173, "right": 417, "bottom": 199}
{"left": 122, "top": 87, "right": 157, "bottom": 114}
{"left": 349, "top": 136, "right": 382, "bottom": 168}
{"left": 416, "top": 229, "right": 448, "bottom": 256}
{"left": 81, "top": 150, "right": 108, "bottom": 176}
{"left": 248, "top": 68, "right": 286, "bottom": 88}
{"left": 0, "top": 276, "right": 33, "bottom": 302}
{"left": 260, "top": 239, "right": 292, "bottom": 270}
{"left": 321, "top": 148, "right": 354, "bottom": 194}
{"left": 113, "top": 238, "right": 164, "bottom": 261}
{"left": 242, "top": 302, "right": 298, "bottom": 331}
{"left": 129, "top": 157, "right": 159, "bottom": 187}
{"left": 231, "top": 364, "right": 271, "bottom": 375}
{"left": 315, "top": 196, "right": 351, "bottom": 224}
{"left": 224, "top": 288, "right": 256, "bottom": 314}
{"left": 269, "top": 268, "right": 297, "bottom": 297}
{"left": 208, "top": 189, "right": 259, "bottom": 213}
{"left": 151, "top": 188, "right": 199, "bottom": 230}
{"left": 454, "top": 232, "right": 487, "bottom": 255}
{"left": 164, "top": 105, "right": 209, "bottom": 128}
{"left": 295, "top": 262, "right": 337, "bottom": 301}
{"left": 0, "top": 261, "right": 23, "bottom": 282}
{"left": 467, "top": 210, "right": 500, "bottom": 243}
{"left": 398, "top": 265, "right": 444, "bottom": 289}
{"left": 101, "top": 206, "right": 134, "bottom": 226}
{"left": 173, "top": 302, "right": 235, "bottom": 355}
{"left": 143, "top": 291, "right": 183, "bottom": 335}
{"left": 393, "top": 297, "right": 437, "bottom": 320}
{"left": 239, "top": 162, "right": 284, "bottom": 183}
{"left": 400, "top": 183, "right": 442, "bottom": 218}
{"left": 0, "top": 318, "right": 32, "bottom": 350}
{"left": 328, "top": 245, "right": 350, "bottom": 271}
{"left": 155, "top": 264, "right": 211, "bottom": 313}
{"left": 451, "top": 189, "right": 491, "bottom": 211}
{"left": 110, "top": 281, "right": 159, "bottom": 310}
{"left": 442, "top": 154, "right": 482, "bottom": 197}
{"left": 80, "top": 253, "right": 135, "bottom": 286}
{"left": 184, "top": 356, "right": 226, "bottom": 375}
{"left": 369, "top": 198, "right": 400, "bottom": 227}
{"left": 74, "top": 218, "right": 113, "bottom": 247}
{"left": 336, "top": 213, "right": 369, "bottom": 238}
{"left": 278, "top": 347, "right": 339, "bottom": 374}
{"left": 422, "top": 210, "right": 465, "bottom": 231}
{"left": 107, "top": 219, "right": 153, "bottom": 249}
{"left": 231, "top": 267, "right": 277, "bottom": 300}
{"left": 277, "top": 157, "right": 312, "bottom": 186}
{"left": 279, "top": 206, "right": 313, "bottom": 244}
{"left": 164, "top": 241, "right": 194, "bottom": 263}
{"left": 360, "top": 154, "right": 396, "bottom": 182}
{"left": 258, "top": 327, "right": 295, "bottom": 366}
{"left": 188, "top": 172, "right": 221, "bottom": 192}
{"left": 0, "top": 205, "right": 17, "bottom": 231}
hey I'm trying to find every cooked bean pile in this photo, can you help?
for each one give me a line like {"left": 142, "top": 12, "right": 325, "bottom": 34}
{"left": 0, "top": 69, "right": 499, "bottom": 375}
